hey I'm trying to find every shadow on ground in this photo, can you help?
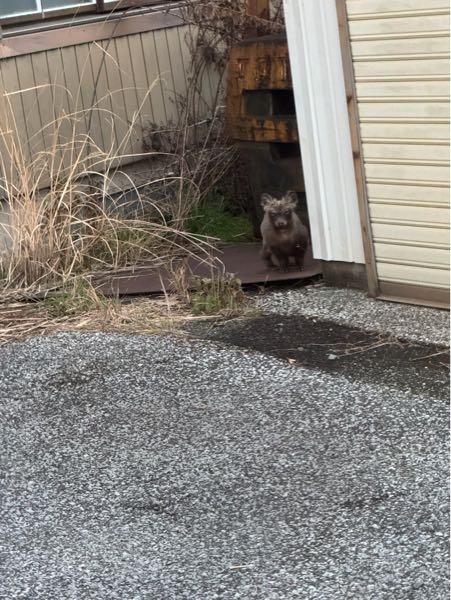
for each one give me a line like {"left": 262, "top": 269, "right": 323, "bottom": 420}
{"left": 183, "top": 314, "right": 449, "bottom": 398}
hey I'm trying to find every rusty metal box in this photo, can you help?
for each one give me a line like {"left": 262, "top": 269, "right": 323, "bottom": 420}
{"left": 226, "top": 34, "right": 297, "bottom": 143}
{"left": 226, "top": 34, "right": 306, "bottom": 235}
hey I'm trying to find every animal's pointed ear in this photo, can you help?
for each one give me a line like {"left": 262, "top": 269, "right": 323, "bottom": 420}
{"left": 261, "top": 193, "right": 273, "bottom": 208}
{"left": 285, "top": 190, "right": 298, "bottom": 208}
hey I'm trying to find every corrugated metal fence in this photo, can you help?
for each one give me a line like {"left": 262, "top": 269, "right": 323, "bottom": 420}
{"left": 0, "top": 21, "right": 219, "bottom": 183}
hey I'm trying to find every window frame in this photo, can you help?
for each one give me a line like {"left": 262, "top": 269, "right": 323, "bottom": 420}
{"left": 0, "top": 2, "right": 183, "bottom": 59}
{"left": 0, "top": 0, "right": 175, "bottom": 27}
{"left": 0, "top": 0, "right": 96, "bottom": 25}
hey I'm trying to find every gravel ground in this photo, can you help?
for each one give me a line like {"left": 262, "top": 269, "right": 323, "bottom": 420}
{"left": 1, "top": 331, "right": 448, "bottom": 600}
{"left": 182, "top": 314, "right": 449, "bottom": 398}
{"left": 256, "top": 286, "right": 450, "bottom": 347}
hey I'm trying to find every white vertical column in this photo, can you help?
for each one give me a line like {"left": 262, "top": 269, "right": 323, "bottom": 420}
{"left": 283, "top": 0, "right": 364, "bottom": 263}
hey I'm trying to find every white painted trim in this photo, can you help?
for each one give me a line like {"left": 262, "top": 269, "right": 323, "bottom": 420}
{"left": 283, "top": 0, "right": 365, "bottom": 263}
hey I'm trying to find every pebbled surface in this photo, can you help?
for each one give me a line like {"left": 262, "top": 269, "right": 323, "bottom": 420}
{"left": 256, "top": 286, "right": 450, "bottom": 347}
{"left": 0, "top": 329, "right": 449, "bottom": 600}
{"left": 182, "top": 314, "right": 449, "bottom": 398}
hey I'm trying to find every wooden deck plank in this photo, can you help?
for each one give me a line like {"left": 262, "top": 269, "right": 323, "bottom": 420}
{"left": 95, "top": 243, "right": 322, "bottom": 296}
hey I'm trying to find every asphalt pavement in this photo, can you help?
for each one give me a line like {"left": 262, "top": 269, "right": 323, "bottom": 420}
{"left": 0, "top": 288, "right": 449, "bottom": 599}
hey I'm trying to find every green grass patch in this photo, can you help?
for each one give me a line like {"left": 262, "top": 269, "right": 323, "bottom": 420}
{"left": 188, "top": 273, "right": 245, "bottom": 315}
{"left": 42, "top": 278, "right": 117, "bottom": 317}
{"left": 186, "top": 194, "right": 254, "bottom": 242}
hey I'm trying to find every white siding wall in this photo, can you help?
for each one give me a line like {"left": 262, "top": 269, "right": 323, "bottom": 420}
{"left": 283, "top": 0, "right": 365, "bottom": 263}
{"left": 346, "top": 0, "right": 450, "bottom": 291}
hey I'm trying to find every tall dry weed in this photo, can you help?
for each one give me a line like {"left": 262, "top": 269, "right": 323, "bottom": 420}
{"left": 0, "top": 81, "right": 216, "bottom": 295}
{"left": 0, "top": 3, "right": 283, "bottom": 298}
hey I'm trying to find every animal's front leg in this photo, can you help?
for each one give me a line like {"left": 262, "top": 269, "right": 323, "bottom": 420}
{"left": 273, "top": 252, "right": 289, "bottom": 272}
{"left": 295, "top": 254, "right": 305, "bottom": 271}
{"left": 295, "top": 245, "right": 307, "bottom": 271}
{"left": 261, "top": 244, "right": 276, "bottom": 269}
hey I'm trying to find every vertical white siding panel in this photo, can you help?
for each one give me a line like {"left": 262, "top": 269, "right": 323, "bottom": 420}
{"left": 60, "top": 45, "right": 90, "bottom": 167}
{"left": 15, "top": 54, "right": 45, "bottom": 158}
{"left": 114, "top": 36, "right": 142, "bottom": 159}
{"left": 153, "top": 28, "right": 178, "bottom": 124}
{"left": 30, "top": 53, "right": 54, "bottom": 160}
{"left": 140, "top": 30, "right": 168, "bottom": 125}
{"left": 0, "top": 60, "right": 31, "bottom": 183}
{"left": 283, "top": 0, "right": 365, "bottom": 263}
{"left": 44, "top": 49, "right": 72, "bottom": 175}
{"left": 101, "top": 38, "right": 130, "bottom": 164}
{"left": 88, "top": 41, "right": 115, "bottom": 165}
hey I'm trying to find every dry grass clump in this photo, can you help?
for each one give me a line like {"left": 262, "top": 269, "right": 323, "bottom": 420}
{"left": 0, "top": 86, "right": 217, "bottom": 299}
{"left": 0, "top": 0, "right": 280, "bottom": 324}
{"left": 0, "top": 277, "right": 245, "bottom": 346}
{"left": 168, "top": 257, "right": 247, "bottom": 316}
{"left": 141, "top": 108, "right": 235, "bottom": 228}
{"left": 0, "top": 279, "right": 116, "bottom": 344}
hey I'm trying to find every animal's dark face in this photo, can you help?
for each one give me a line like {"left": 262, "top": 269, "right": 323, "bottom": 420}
{"left": 268, "top": 205, "right": 293, "bottom": 228}
{"left": 261, "top": 191, "right": 298, "bottom": 229}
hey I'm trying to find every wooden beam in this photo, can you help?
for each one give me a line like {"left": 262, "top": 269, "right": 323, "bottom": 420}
{"left": 335, "top": 0, "right": 380, "bottom": 298}
{"left": 244, "top": 0, "right": 269, "bottom": 37}
{"left": 245, "top": 0, "right": 269, "bottom": 18}
{"left": 0, "top": 8, "right": 182, "bottom": 59}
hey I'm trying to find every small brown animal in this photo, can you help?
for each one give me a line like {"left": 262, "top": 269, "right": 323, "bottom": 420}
{"left": 260, "top": 191, "right": 309, "bottom": 271}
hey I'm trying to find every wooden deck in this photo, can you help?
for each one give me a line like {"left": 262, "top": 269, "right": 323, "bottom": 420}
{"left": 95, "top": 243, "right": 322, "bottom": 296}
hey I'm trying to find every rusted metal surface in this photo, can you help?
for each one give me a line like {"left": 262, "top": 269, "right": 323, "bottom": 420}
{"left": 95, "top": 243, "right": 322, "bottom": 296}
{"left": 244, "top": 0, "right": 270, "bottom": 36}
{"left": 245, "top": 0, "right": 269, "bottom": 19}
{"left": 244, "top": 0, "right": 269, "bottom": 38}
{"left": 226, "top": 32, "right": 305, "bottom": 235}
{"left": 226, "top": 34, "right": 297, "bottom": 143}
